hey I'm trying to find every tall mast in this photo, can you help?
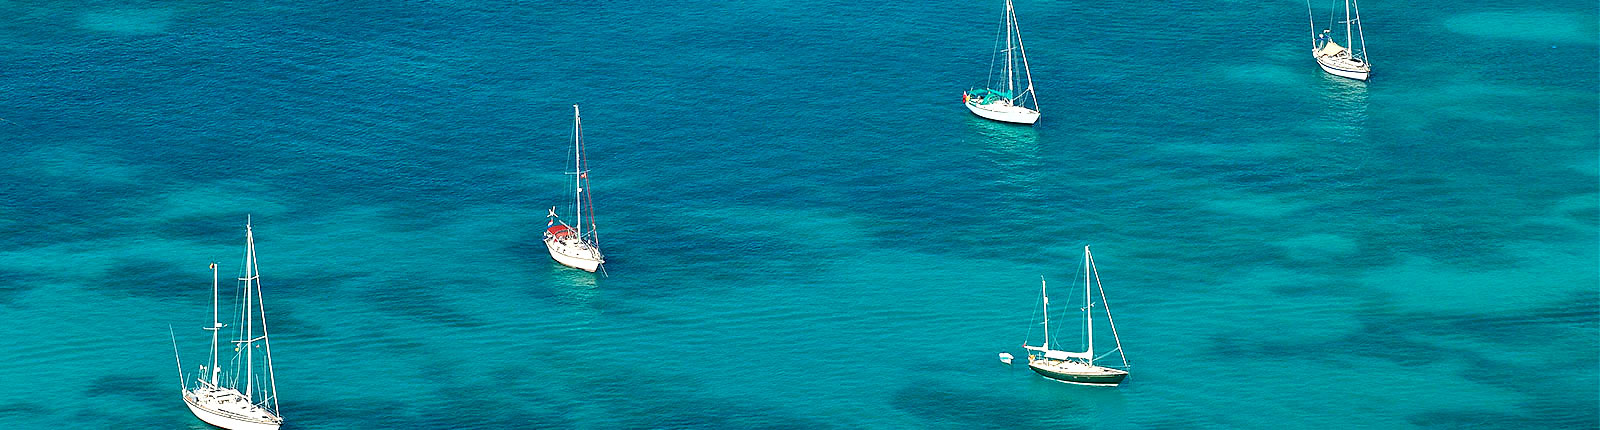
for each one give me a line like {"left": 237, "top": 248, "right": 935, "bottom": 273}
{"left": 1004, "top": 0, "right": 1014, "bottom": 97}
{"left": 573, "top": 104, "right": 583, "bottom": 238}
{"left": 209, "top": 262, "right": 219, "bottom": 387}
{"left": 1084, "top": 245, "right": 1094, "bottom": 363}
{"left": 1344, "top": 0, "right": 1353, "bottom": 52}
{"left": 243, "top": 219, "right": 254, "bottom": 401}
{"left": 1040, "top": 277, "right": 1049, "bottom": 349}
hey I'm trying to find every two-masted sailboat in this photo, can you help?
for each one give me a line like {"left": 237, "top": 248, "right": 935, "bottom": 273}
{"left": 176, "top": 220, "right": 283, "bottom": 430}
{"left": 544, "top": 104, "right": 606, "bottom": 273}
{"left": 1023, "top": 246, "right": 1130, "bottom": 386}
{"left": 963, "top": 0, "right": 1041, "bottom": 125}
{"left": 1308, "top": 0, "right": 1371, "bottom": 80}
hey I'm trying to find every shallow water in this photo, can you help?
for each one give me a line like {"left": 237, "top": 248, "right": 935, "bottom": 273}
{"left": 0, "top": 0, "right": 1594, "bottom": 428}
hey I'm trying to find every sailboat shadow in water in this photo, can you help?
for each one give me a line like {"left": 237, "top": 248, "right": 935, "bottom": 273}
{"left": 967, "top": 116, "right": 1041, "bottom": 149}
{"left": 547, "top": 264, "right": 600, "bottom": 306}
{"left": 1319, "top": 74, "right": 1370, "bottom": 145}
{"left": 1304, "top": 72, "right": 1374, "bottom": 190}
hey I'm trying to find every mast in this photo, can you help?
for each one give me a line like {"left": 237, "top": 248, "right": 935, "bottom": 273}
{"left": 573, "top": 104, "right": 583, "bottom": 238}
{"left": 243, "top": 219, "right": 254, "bottom": 401}
{"left": 1003, "top": 0, "right": 1014, "bottom": 97}
{"left": 1084, "top": 245, "right": 1094, "bottom": 363}
{"left": 209, "top": 262, "right": 219, "bottom": 387}
{"left": 1040, "top": 277, "right": 1049, "bottom": 349}
{"left": 1344, "top": 0, "right": 1352, "bottom": 53}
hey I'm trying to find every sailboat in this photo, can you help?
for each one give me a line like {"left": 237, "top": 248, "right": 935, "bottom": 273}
{"left": 544, "top": 104, "right": 605, "bottom": 273}
{"left": 1023, "top": 245, "right": 1130, "bottom": 386}
{"left": 177, "top": 220, "right": 283, "bottom": 430}
{"left": 964, "top": 0, "right": 1040, "bottom": 125}
{"left": 1308, "top": 0, "right": 1371, "bottom": 81}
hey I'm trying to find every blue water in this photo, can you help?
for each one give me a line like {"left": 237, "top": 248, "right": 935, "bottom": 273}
{"left": 0, "top": 1, "right": 1595, "bottom": 428}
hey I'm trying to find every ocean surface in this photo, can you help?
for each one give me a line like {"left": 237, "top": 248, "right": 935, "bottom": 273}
{"left": 0, "top": 0, "right": 1595, "bottom": 428}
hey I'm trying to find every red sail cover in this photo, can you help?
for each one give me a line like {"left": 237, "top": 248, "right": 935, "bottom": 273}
{"left": 546, "top": 225, "right": 573, "bottom": 238}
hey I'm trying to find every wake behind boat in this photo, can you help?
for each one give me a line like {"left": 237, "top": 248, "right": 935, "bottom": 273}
{"left": 964, "top": 0, "right": 1040, "bottom": 125}
{"left": 544, "top": 104, "right": 605, "bottom": 273}
{"left": 1022, "top": 245, "right": 1130, "bottom": 386}
{"left": 173, "top": 219, "right": 284, "bottom": 430}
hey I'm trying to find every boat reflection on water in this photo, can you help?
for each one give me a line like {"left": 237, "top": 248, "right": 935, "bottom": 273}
{"left": 549, "top": 264, "right": 600, "bottom": 307}
{"left": 967, "top": 114, "right": 1041, "bottom": 148}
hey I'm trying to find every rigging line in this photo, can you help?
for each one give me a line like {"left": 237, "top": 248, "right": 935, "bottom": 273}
{"left": 1305, "top": 0, "right": 1317, "bottom": 49}
{"left": 1325, "top": 0, "right": 1338, "bottom": 35}
{"left": 1008, "top": 3, "right": 1038, "bottom": 113}
{"left": 1071, "top": 252, "right": 1087, "bottom": 351}
{"left": 170, "top": 326, "right": 185, "bottom": 390}
{"left": 1352, "top": 0, "right": 1368, "bottom": 62}
{"left": 1088, "top": 251, "right": 1129, "bottom": 367}
{"left": 985, "top": 4, "right": 1005, "bottom": 93}
{"left": 1024, "top": 279, "right": 1042, "bottom": 348}
{"left": 252, "top": 262, "right": 280, "bottom": 414}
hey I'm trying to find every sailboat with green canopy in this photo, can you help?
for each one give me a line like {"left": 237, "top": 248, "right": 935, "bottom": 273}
{"left": 963, "top": 0, "right": 1040, "bottom": 125}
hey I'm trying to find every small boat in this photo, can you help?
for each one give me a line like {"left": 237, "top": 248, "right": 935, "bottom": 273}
{"left": 964, "top": 0, "right": 1041, "bottom": 125}
{"left": 544, "top": 104, "right": 606, "bottom": 273}
{"left": 999, "top": 352, "right": 1015, "bottom": 365}
{"left": 1023, "top": 245, "right": 1130, "bottom": 386}
{"left": 176, "top": 219, "right": 284, "bottom": 430}
{"left": 1307, "top": 0, "right": 1371, "bottom": 80}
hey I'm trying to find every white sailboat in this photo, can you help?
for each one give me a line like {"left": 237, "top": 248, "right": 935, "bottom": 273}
{"left": 964, "top": 0, "right": 1040, "bottom": 125}
{"left": 1023, "top": 245, "right": 1130, "bottom": 386}
{"left": 1308, "top": 0, "right": 1371, "bottom": 80}
{"left": 544, "top": 104, "right": 605, "bottom": 273}
{"left": 177, "top": 220, "right": 283, "bottom": 430}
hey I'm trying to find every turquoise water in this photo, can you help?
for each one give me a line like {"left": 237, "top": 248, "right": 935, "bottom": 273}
{"left": 0, "top": 0, "right": 1595, "bottom": 428}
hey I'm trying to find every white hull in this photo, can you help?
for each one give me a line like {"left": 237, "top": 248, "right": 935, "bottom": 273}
{"left": 965, "top": 100, "right": 1039, "bottom": 125}
{"left": 1315, "top": 52, "right": 1370, "bottom": 81}
{"left": 184, "top": 389, "right": 282, "bottom": 430}
{"left": 544, "top": 236, "right": 602, "bottom": 272}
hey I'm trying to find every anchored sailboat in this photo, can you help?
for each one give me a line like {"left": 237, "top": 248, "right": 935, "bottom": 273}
{"left": 176, "top": 219, "right": 283, "bottom": 430}
{"left": 1023, "top": 246, "right": 1130, "bottom": 386}
{"left": 964, "top": 0, "right": 1040, "bottom": 125}
{"left": 544, "top": 104, "right": 605, "bottom": 273}
{"left": 1308, "top": 0, "right": 1371, "bottom": 80}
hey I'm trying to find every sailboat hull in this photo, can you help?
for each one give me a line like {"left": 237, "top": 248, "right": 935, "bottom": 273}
{"left": 965, "top": 99, "right": 1040, "bottom": 125}
{"left": 1027, "top": 359, "right": 1129, "bottom": 386}
{"left": 1315, "top": 53, "right": 1370, "bottom": 81}
{"left": 183, "top": 389, "right": 282, "bottom": 430}
{"left": 544, "top": 234, "right": 603, "bottom": 272}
